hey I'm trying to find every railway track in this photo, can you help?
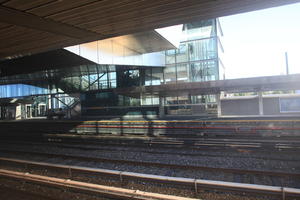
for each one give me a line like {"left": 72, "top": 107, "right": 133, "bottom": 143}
{"left": 0, "top": 157, "right": 299, "bottom": 200}
{"left": 0, "top": 147, "right": 299, "bottom": 187}
{"left": 1, "top": 140, "right": 300, "bottom": 163}
{"left": 0, "top": 169, "right": 194, "bottom": 200}
{"left": 2, "top": 131, "right": 300, "bottom": 151}
{"left": 1, "top": 118, "right": 300, "bottom": 199}
{"left": 0, "top": 186, "right": 58, "bottom": 200}
{"left": 45, "top": 134, "right": 300, "bottom": 150}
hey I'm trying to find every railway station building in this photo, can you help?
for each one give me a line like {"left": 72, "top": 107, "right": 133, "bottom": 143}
{"left": 0, "top": 18, "right": 225, "bottom": 119}
{"left": 1, "top": 1, "right": 300, "bottom": 200}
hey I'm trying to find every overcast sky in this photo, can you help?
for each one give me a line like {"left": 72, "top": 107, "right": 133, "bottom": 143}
{"left": 219, "top": 2, "right": 300, "bottom": 79}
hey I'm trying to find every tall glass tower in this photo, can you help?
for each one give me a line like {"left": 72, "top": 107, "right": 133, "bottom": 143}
{"left": 163, "top": 19, "right": 224, "bottom": 115}
{"left": 165, "top": 19, "right": 224, "bottom": 84}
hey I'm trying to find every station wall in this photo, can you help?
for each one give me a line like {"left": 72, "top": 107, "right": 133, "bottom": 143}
{"left": 221, "top": 95, "right": 300, "bottom": 116}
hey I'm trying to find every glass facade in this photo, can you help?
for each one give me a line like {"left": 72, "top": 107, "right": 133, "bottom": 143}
{"left": 161, "top": 19, "right": 223, "bottom": 115}
{"left": 0, "top": 18, "right": 224, "bottom": 117}
{"left": 0, "top": 84, "right": 50, "bottom": 98}
{"left": 163, "top": 19, "right": 221, "bottom": 84}
{"left": 0, "top": 64, "right": 165, "bottom": 98}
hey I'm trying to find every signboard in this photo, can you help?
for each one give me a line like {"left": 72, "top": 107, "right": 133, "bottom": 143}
{"left": 279, "top": 97, "right": 300, "bottom": 112}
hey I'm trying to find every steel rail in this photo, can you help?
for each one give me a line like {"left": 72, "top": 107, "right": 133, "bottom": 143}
{"left": 0, "top": 149, "right": 299, "bottom": 178}
{"left": 43, "top": 134, "right": 300, "bottom": 144}
{"left": 0, "top": 158, "right": 300, "bottom": 198}
{"left": 43, "top": 134, "right": 300, "bottom": 151}
{"left": 0, "top": 168, "right": 195, "bottom": 200}
{"left": 2, "top": 140, "right": 300, "bottom": 162}
{"left": 3, "top": 135, "right": 300, "bottom": 154}
{"left": 0, "top": 141, "right": 300, "bottom": 166}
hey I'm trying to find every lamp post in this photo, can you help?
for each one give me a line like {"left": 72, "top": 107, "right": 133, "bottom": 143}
{"left": 285, "top": 52, "right": 289, "bottom": 75}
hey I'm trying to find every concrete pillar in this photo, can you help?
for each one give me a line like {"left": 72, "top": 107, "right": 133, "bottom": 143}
{"left": 216, "top": 93, "right": 221, "bottom": 117}
{"left": 204, "top": 96, "right": 208, "bottom": 112}
{"left": 159, "top": 96, "right": 165, "bottom": 118}
{"left": 16, "top": 105, "right": 23, "bottom": 120}
{"left": 258, "top": 91, "right": 264, "bottom": 116}
{"left": 50, "top": 94, "right": 55, "bottom": 110}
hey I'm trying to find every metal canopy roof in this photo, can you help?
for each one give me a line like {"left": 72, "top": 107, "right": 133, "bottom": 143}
{"left": 0, "top": 0, "right": 299, "bottom": 60}
{"left": 0, "top": 97, "right": 34, "bottom": 106}
{"left": 0, "top": 49, "right": 96, "bottom": 77}
{"left": 115, "top": 74, "right": 300, "bottom": 96}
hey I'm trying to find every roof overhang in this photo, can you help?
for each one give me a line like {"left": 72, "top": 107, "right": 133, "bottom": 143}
{"left": 0, "top": 0, "right": 299, "bottom": 60}
{"left": 66, "top": 30, "right": 180, "bottom": 57}
{"left": 0, "top": 49, "right": 96, "bottom": 77}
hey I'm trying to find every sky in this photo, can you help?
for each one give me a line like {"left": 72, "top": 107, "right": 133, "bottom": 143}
{"left": 219, "top": 2, "right": 300, "bottom": 79}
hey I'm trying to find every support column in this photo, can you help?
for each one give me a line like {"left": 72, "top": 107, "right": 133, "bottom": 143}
{"left": 50, "top": 94, "right": 55, "bottom": 110}
{"left": 204, "top": 96, "right": 208, "bottom": 112}
{"left": 258, "top": 91, "right": 264, "bottom": 116}
{"left": 159, "top": 96, "right": 165, "bottom": 118}
{"left": 216, "top": 93, "right": 221, "bottom": 117}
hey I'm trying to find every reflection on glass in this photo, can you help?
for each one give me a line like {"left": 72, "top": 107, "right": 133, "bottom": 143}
{"left": 176, "top": 44, "right": 188, "bottom": 63}
{"left": 152, "top": 68, "right": 163, "bottom": 85}
{"left": 165, "top": 96, "right": 178, "bottom": 105}
{"left": 188, "top": 38, "right": 217, "bottom": 61}
{"left": 145, "top": 68, "right": 152, "bottom": 86}
{"left": 182, "top": 19, "right": 216, "bottom": 41}
{"left": 176, "top": 63, "right": 189, "bottom": 82}
{"left": 0, "top": 84, "right": 49, "bottom": 98}
{"left": 166, "top": 49, "right": 176, "bottom": 64}
{"left": 164, "top": 65, "right": 176, "bottom": 84}
{"left": 190, "top": 60, "right": 218, "bottom": 82}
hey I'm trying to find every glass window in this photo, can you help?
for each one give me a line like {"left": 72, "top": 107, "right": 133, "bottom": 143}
{"left": 152, "top": 68, "right": 163, "bottom": 85}
{"left": 130, "top": 97, "right": 140, "bottom": 106}
{"left": 190, "top": 60, "right": 218, "bottom": 82}
{"left": 176, "top": 44, "right": 188, "bottom": 63}
{"left": 145, "top": 68, "right": 152, "bottom": 86}
{"left": 176, "top": 63, "right": 189, "bottom": 83}
{"left": 89, "top": 74, "right": 98, "bottom": 90}
{"left": 165, "top": 96, "right": 178, "bottom": 105}
{"left": 207, "top": 95, "right": 216, "bottom": 103}
{"left": 141, "top": 94, "right": 153, "bottom": 105}
{"left": 108, "top": 71, "right": 116, "bottom": 88}
{"left": 178, "top": 95, "right": 190, "bottom": 104}
{"left": 166, "top": 49, "right": 176, "bottom": 55}
{"left": 81, "top": 75, "right": 89, "bottom": 91}
{"left": 0, "top": 84, "right": 50, "bottom": 98}
{"left": 99, "top": 73, "right": 108, "bottom": 89}
{"left": 164, "top": 65, "right": 176, "bottom": 84}
{"left": 182, "top": 19, "right": 216, "bottom": 41}
{"left": 152, "top": 95, "right": 159, "bottom": 105}
{"left": 191, "top": 95, "right": 216, "bottom": 104}
{"left": 191, "top": 95, "right": 204, "bottom": 104}
{"left": 188, "top": 38, "right": 217, "bottom": 62}
{"left": 117, "top": 69, "right": 140, "bottom": 87}
{"left": 166, "top": 49, "right": 176, "bottom": 64}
